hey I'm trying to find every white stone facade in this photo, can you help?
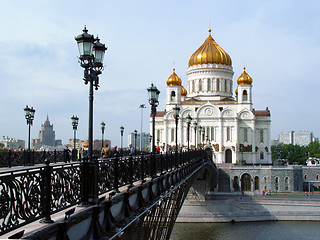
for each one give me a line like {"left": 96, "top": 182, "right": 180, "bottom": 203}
{"left": 150, "top": 31, "right": 272, "bottom": 165}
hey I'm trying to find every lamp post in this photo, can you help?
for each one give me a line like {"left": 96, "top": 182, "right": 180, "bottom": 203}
{"left": 134, "top": 130, "right": 138, "bottom": 156}
{"left": 173, "top": 105, "right": 180, "bottom": 152}
{"left": 71, "top": 115, "right": 79, "bottom": 161}
{"left": 147, "top": 83, "right": 160, "bottom": 154}
{"left": 71, "top": 116, "right": 79, "bottom": 149}
{"left": 75, "top": 26, "right": 107, "bottom": 205}
{"left": 24, "top": 105, "right": 35, "bottom": 165}
{"left": 149, "top": 135, "right": 152, "bottom": 152}
{"left": 101, "top": 121, "right": 105, "bottom": 149}
{"left": 199, "top": 126, "right": 202, "bottom": 149}
{"left": 75, "top": 26, "right": 107, "bottom": 163}
{"left": 120, "top": 126, "right": 124, "bottom": 156}
{"left": 186, "top": 114, "right": 192, "bottom": 151}
{"left": 202, "top": 128, "right": 205, "bottom": 148}
{"left": 193, "top": 121, "right": 197, "bottom": 149}
{"left": 139, "top": 104, "right": 146, "bottom": 152}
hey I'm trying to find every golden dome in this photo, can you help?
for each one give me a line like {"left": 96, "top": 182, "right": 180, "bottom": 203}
{"left": 235, "top": 88, "right": 238, "bottom": 95}
{"left": 237, "top": 67, "right": 253, "bottom": 85}
{"left": 181, "top": 85, "right": 187, "bottom": 96}
{"left": 83, "top": 140, "right": 88, "bottom": 148}
{"left": 166, "top": 68, "right": 182, "bottom": 86}
{"left": 188, "top": 29, "right": 232, "bottom": 67}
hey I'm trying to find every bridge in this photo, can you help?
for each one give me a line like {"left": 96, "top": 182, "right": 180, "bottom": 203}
{"left": 0, "top": 149, "right": 216, "bottom": 239}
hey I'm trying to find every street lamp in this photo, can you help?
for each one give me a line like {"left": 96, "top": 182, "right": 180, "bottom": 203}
{"left": 75, "top": 26, "right": 107, "bottom": 205}
{"left": 173, "top": 105, "right": 180, "bottom": 152}
{"left": 24, "top": 105, "right": 35, "bottom": 165}
{"left": 193, "top": 121, "right": 198, "bottom": 149}
{"left": 75, "top": 26, "right": 107, "bottom": 163}
{"left": 147, "top": 83, "right": 160, "bottom": 154}
{"left": 101, "top": 121, "right": 105, "bottom": 149}
{"left": 71, "top": 116, "right": 79, "bottom": 149}
{"left": 134, "top": 130, "right": 138, "bottom": 156}
{"left": 120, "top": 126, "right": 124, "bottom": 155}
{"left": 186, "top": 114, "right": 192, "bottom": 151}
{"left": 71, "top": 115, "right": 79, "bottom": 161}
{"left": 139, "top": 104, "right": 146, "bottom": 152}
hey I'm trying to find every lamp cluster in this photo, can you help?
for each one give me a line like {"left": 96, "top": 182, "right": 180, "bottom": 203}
{"left": 24, "top": 105, "right": 35, "bottom": 126}
{"left": 75, "top": 26, "right": 107, "bottom": 90}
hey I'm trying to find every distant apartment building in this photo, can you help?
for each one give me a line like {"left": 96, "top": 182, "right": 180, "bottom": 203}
{"left": 128, "top": 132, "right": 150, "bottom": 150}
{"left": 277, "top": 131, "right": 316, "bottom": 146}
{"left": 32, "top": 116, "right": 62, "bottom": 149}
{"left": 0, "top": 136, "right": 25, "bottom": 150}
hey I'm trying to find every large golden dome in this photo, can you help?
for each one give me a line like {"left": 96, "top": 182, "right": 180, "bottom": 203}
{"left": 166, "top": 68, "right": 182, "bottom": 86}
{"left": 237, "top": 67, "right": 253, "bottom": 85}
{"left": 188, "top": 29, "right": 232, "bottom": 67}
{"left": 181, "top": 85, "right": 187, "bottom": 96}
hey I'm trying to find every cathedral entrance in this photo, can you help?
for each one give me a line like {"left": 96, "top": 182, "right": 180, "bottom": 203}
{"left": 241, "top": 173, "right": 251, "bottom": 191}
{"left": 225, "top": 149, "right": 232, "bottom": 163}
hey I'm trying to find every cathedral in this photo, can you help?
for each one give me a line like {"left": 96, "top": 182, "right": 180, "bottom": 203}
{"left": 152, "top": 29, "right": 271, "bottom": 165}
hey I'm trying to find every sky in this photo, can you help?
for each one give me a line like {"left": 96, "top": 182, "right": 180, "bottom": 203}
{"left": 0, "top": 0, "right": 319, "bottom": 147}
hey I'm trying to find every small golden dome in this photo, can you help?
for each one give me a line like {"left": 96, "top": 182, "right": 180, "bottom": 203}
{"left": 237, "top": 67, "right": 253, "bottom": 85}
{"left": 166, "top": 68, "right": 182, "bottom": 86}
{"left": 181, "top": 85, "right": 187, "bottom": 96}
{"left": 188, "top": 29, "right": 232, "bottom": 67}
{"left": 235, "top": 88, "right": 238, "bottom": 95}
{"left": 83, "top": 140, "right": 88, "bottom": 148}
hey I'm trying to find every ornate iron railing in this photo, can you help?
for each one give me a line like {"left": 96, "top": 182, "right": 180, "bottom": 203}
{"left": 0, "top": 150, "right": 206, "bottom": 236}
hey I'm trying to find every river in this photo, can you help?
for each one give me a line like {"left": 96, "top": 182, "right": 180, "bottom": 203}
{"left": 170, "top": 221, "right": 320, "bottom": 240}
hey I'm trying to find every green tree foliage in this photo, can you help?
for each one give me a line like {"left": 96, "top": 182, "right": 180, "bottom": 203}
{"left": 272, "top": 141, "right": 320, "bottom": 165}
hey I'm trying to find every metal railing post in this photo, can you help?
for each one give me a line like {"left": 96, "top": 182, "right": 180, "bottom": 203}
{"left": 40, "top": 159, "right": 54, "bottom": 223}
{"left": 113, "top": 156, "right": 119, "bottom": 192}
{"left": 128, "top": 155, "right": 133, "bottom": 188}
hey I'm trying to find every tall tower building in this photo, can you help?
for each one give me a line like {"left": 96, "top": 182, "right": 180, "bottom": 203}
{"left": 38, "top": 116, "right": 55, "bottom": 146}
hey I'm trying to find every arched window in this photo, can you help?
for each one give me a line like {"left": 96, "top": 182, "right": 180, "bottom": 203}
{"left": 254, "top": 176, "right": 259, "bottom": 190}
{"left": 304, "top": 174, "right": 307, "bottom": 180}
{"left": 275, "top": 177, "right": 279, "bottom": 191}
{"left": 225, "top": 80, "right": 227, "bottom": 92}
{"left": 285, "top": 177, "right": 289, "bottom": 191}
{"left": 260, "top": 151, "right": 264, "bottom": 159}
{"left": 264, "top": 177, "right": 267, "bottom": 190}
{"left": 217, "top": 79, "right": 220, "bottom": 91}
{"left": 199, "top": 80, "right": 202, "bottom": 91}
{"left": 207, "top": 79, "right": 211, "bottom": 91}
{"left": 317, "top": 175, "right": 319, "bottom": 180}
{"left": 226, "top": 127, "right": 231, "bottom": 141}
{"left": 171, "top": 91, "right": 176, "bottom": 101}
{"left": 260, "top": 129, "right": 264, "bottom": 143}
{"left": 234, "top": 176, "right": 239, "bottom": 191}
{"left": 192, "top": 80, "right": 195, "bottom": 93}
{"left": 242, "top": 90, "right": 248, "bottom": 101}
{"left": 244, "top": 128, "right": 248, "bottom": 142}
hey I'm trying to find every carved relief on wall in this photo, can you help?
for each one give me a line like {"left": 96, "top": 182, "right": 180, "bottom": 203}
{"left": 239, "top": 144, "right": 252, "bottom": 152}
{"left": 221, "top": 146, "right": 225, "bottom": 151}
{"left": 212, "top": 143, "right": 219, "bottom": 152}
{"left": 205, "top": 108, "right": 212, "bottom": 116}
{"left": 265, "top": 146, "right": 269, "bottom": 152}
{"left": 231, "top": 146, "right": 235, "bottom": 151}
{"left": 255, "top": 146, "right": 259, "bottom": 152}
